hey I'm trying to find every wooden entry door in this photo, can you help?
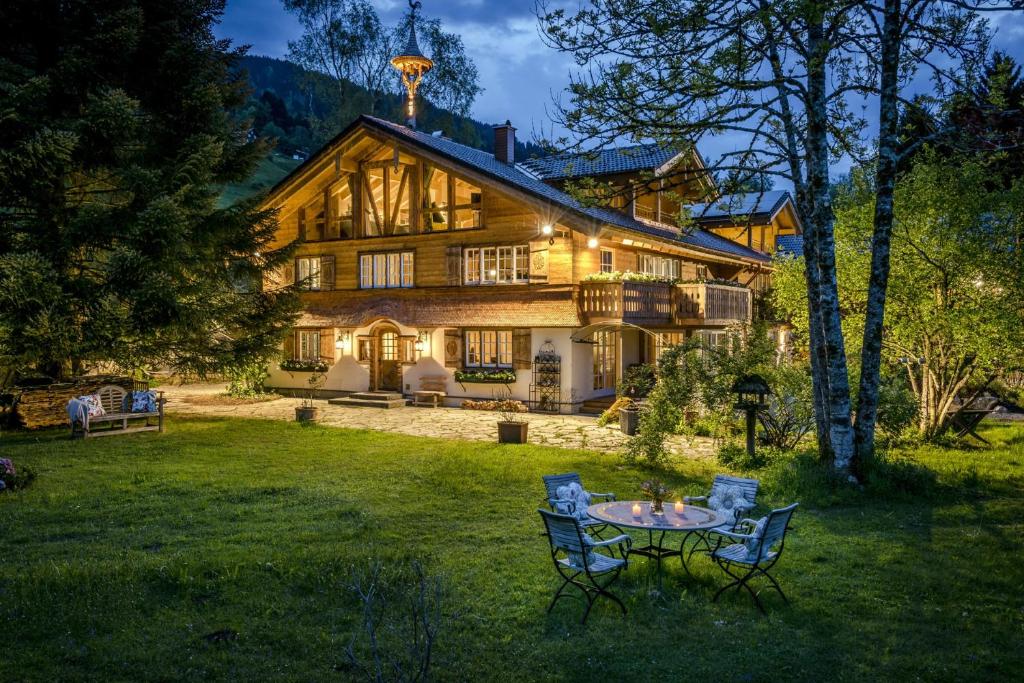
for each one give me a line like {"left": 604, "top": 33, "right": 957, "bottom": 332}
{"left": 375, "top": 327, "right": 401, "bottom": 391}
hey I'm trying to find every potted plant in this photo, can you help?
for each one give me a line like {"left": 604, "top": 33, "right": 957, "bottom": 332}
{"left": 496, "top": 397, "right": 529, "bottom": 444}
{"left": 295, "top": 367, "right": 326, "bottom": 422}
{"left": 619, "top": 398, "right": 640, "bottom": 435}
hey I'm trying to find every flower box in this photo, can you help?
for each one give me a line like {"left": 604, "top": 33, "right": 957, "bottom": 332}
{"left": 454, "top": 369, "right": 517, "bottom": 384}
{"left": 280, "top": 359, "right": 329, "bottom": 373}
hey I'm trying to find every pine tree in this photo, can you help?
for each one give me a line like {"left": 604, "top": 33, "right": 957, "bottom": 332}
{"left": 0, "top": 0, "right": 299, "bottom": 380}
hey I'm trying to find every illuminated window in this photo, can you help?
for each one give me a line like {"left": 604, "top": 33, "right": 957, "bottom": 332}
{"left": 296, "top": 257, "right": 321, "bottom": 291}
{"left": 360, "top": 252, "right": 414, "bottom": 289}
{"left": 423, "top": 166, "right": 481, "bottom": 231}
{"left": 464, "top": 329, "right": 513, "bottom": 367}
{"left": 297, "top": 330, "right": 320, "bottom": 361}
{"left": 600, "top": 248, "right": 614, "bottom": 274}
{"left": 638, "top": 253, "right": 681, "bottom": 279}
{"left": 464, "top": 246, "right": 529, "bottom": 285}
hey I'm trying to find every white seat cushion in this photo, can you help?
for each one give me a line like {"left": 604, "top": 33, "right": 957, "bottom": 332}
{"left": 559, "top": 553, "right": 625, "bottom": 574}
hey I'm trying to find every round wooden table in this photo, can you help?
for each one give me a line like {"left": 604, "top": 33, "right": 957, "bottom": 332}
{"left": 587, "top": 501, "right": 722, "bottom": 589}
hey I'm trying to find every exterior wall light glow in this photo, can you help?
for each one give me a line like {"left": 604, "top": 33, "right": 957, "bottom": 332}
{"left": 541, "top": 224, "right": 553, "bottom": 236}
{"left": 335, "top": 330, "right": 351, "bottom": 351}
{"left": 587, "top": 237, "right": 599, "bottom": 249}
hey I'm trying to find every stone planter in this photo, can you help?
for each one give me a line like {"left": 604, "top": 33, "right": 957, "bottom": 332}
{"left": 295, "top": 406, "right": 321, "bottom": 423}
{"left": 497, "top": 421, "right": 528, "bottom": 444}
{"left": 619, "top": 407, "right": 640, "bottom": 436}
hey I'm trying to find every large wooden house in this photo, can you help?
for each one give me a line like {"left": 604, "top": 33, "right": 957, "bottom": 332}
{"left": 260, "top": 114, "right": 800, "bottom": 412}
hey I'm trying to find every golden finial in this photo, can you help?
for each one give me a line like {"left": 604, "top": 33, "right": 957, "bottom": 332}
{"left": 390, "top": 1, "right": 433, "bottom": 128}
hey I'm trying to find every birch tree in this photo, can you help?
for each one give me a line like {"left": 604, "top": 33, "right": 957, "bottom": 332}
{"left": 537, "top": 0, "right": 992, "bottom": 474}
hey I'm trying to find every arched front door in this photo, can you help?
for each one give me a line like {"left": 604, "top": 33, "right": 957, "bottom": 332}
{"left": 374, "top": 325, "right": 401, "bottom": 391}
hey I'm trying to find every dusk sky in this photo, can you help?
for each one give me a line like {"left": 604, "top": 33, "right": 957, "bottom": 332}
{"left": 216, "top": 0, "right": 1024, "bottom": 173}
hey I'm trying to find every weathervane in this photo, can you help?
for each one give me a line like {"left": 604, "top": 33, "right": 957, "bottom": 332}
{"left": 390, "top": 0, "right": 433, "bottom": 129}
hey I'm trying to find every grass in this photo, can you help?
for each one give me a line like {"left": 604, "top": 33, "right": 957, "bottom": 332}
{"left": 1, "top": 418, "right": 1023, "bottom": 681}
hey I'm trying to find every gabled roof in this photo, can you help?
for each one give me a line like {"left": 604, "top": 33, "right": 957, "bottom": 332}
{"left": 519, "top": 144, "right": 679, "bottom": 180}
{"left": 266, "top": 115, "right": 769, "bottom": 263}
{"left": 689, "top": 191, "right": 792, "bottom": 226}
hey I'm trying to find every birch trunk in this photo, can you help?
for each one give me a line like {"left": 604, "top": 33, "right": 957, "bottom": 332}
{"left": 806, "top": 18, "right": 856, "bottom": 473}
{"left": 854, "top": 0, "right": 902, "bottom": 468}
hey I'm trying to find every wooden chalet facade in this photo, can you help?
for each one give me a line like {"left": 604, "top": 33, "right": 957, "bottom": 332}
{"left": 261, "top": 115, "right": 799, "bottom": 411}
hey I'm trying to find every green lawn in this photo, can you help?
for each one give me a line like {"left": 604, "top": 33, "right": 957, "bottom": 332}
{"left": 1, "top": 418, "right": 1022, "bottom": 681}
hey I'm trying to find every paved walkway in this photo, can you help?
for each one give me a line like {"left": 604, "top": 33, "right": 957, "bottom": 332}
{"left": 162, "top": 384, "right": 715, "bottom": 458}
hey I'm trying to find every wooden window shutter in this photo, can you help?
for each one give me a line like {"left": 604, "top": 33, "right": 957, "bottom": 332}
{"left": 512, "top": 329, "right": 532, "bottom": 369}
{"left": 320, "top": 255, "right": 335, "bottom": 290}
{"left": 319, "top": 328, "right": 336, "bottom": 364}
{"left": 445, "top": 246, "right": 462, "bottom": 286}
{"left": 443, "top": 329, "right": 463, "bottom": 368}
{"left": 297, "top": 207, "right": 307, "bottom": 242}
{"left": 356, "top": 335, "right": 373, "bottom": 363}
{"left": 283, "top": 330, "right": 296, "bottom": 360}
{"left": 528, "top": 241, "right": 548, "bottom": 283}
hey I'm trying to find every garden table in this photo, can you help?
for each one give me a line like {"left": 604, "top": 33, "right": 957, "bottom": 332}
{"left": 587, "top": 501, "right": 721, "bottom": 591}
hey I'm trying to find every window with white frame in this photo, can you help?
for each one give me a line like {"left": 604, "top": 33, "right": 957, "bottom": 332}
{"left": 600, "top": 248, "right": 614, "bottom": 274}
{"left": 296, "top": 257, "right": 322, "bottom": 290}
{"left": 464, "top": 246, "right": 529, "bottom": 285}
{"left": 360, "top": 251, "right": 414, "bottom": 289}
{"left": 297, "top": 329, "right": 321, "bottom": 360}
{"left": 464, "top": 329, "right": 513, "bottom": 367}
{"left": 638, "top": 253, "right": 681, "bottom": 279}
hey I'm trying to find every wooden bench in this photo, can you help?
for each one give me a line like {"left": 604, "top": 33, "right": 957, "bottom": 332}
{"left": 413, "top": 375, "right": 447, "bottom": 408}
{"left": 71, "top": 384, "right": 165, "bottom": 438}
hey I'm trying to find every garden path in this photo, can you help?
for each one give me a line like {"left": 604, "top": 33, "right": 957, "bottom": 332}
{"left": 160, "top": 383, "right": 716, "bottom": 458}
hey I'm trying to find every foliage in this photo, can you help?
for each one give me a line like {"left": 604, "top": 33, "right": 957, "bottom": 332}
{"left": 597, "top": 396, "right": 636, "bottom": 427}
{"left": 0, "top": 457, "right": 36, "bottom": 491}
{"left": 454, "top": 369, "right": 516, "bottom": 384}
{"left": 774, "top": 153, "right": 1024, "bottom": 439}
{"left": 0, "top": 0, "right": 299, "bottom": 382}
{"left": 283, "top": 0, "right": 481, "bottom": 121}
{"left": 618, "top": 364, "right": 656, "bottom": 399}
{"left": 225, "top": 360, "right": 270, "bottom": 398}
{"left": 626, "top": 341, "right": 700, "bottom": 466}
{"left": 280, "top": 359, "right": 329, "bottom": 373}
{"left": 580, "top": 270, "right": 677, "bottom": 284}
{"left": 757, "top": 363, "right": 815, "bottom": 450}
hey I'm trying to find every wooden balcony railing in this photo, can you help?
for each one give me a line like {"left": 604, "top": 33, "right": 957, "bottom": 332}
{"left": 674, "top": 283, "right": 752, "bottom": 325}
{"left": 579, "top": 281, "right": 751, "bottom": 326}
{"left": 579, "top": 281, "right": 674, "bottom": 324}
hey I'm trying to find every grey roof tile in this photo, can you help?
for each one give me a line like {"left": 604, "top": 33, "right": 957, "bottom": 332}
{"left": 774, "top": 234, "right": 804, "bottom": 256}
{"left": 519, "top": 144, "right": 679, "bottom": 180}
{"left": 689, "top": 191, "right": 791, "bottom": 223}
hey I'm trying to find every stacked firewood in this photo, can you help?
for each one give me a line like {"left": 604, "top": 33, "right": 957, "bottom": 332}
{"left": 15, "top": 376, "right": 138, "bottom": 429}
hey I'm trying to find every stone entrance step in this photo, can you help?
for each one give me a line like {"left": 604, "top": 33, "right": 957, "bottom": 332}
{"left": 580, "top": 396, "right": 616, "bottom": 415}
{"left": 328, "top": 391, "right": 407, "bottom": 409}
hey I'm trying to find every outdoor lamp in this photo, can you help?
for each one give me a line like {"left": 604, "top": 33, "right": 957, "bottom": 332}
{"left": 731, "top": 374, "right": 772, "bottom": 460}
{"left": 541, "top": 224, "right": 553, "bottom": 236}
{"left": 587, "top": 237, "right": 599, "bottom": 249}
{"left": 414, "top": 332, "right": 427, "bottom": 353}
{"left": 336, "top": 331, "right": 351, "bottom": 352}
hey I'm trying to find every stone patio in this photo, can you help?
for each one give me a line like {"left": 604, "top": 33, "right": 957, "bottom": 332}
{"left": 161, "top": 383, "right": 715, "bottom": 458}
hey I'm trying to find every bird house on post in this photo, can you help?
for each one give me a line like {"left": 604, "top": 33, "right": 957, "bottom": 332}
{"left": 732, "top": 374, "right": 772, "bottom": 458}
{"left": 390, "top": 1, "right": 433, "bottom": 129}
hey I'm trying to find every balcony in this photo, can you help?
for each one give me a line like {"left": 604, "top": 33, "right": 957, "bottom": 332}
{"left": 579, "top": 281, "right": 674, "bottom": 326}
{"left": 674, "top": 282, "right": 752, "bottom": 326}
{"left": 579, "top": 281, "right": 751, "bottom": 326}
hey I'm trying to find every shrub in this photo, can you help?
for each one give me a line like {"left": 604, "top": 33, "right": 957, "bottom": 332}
{"left": 618, "top": 364, "right": 656, "bottom": 398}
{"left": 597, "top": 396, "right": 635, "bottom": 426}
{"left": 0, "top": 458, "right": 36, "bottom": 492}
{"left": 225, "top": 360, "right": 269, "bottom": 398}
{"left": 757, "top": 363, "right": 815, "bottom": 449}
{"left": 453, "top": 368, "right": 517, "bottom": 384}
{"left": 876, "top": 375, "right": 920, "bottom": 441}
{"left": 462, "top": 399, "right": 528, "bottom": 413}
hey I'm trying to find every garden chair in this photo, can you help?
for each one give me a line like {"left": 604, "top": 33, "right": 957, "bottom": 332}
{"left": 680, "top": 474, "right": 759, "bottom": 572}
{"left": 542, "top": 472, "right": 622, "bottom": 541}
{"left": 538, "top": 509, "right": 632, "bottom": 624}
{"left": 710, "top": 503, "right": 799, "bottom": 613}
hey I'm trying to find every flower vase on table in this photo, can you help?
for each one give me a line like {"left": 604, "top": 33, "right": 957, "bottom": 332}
{"left": 640, "top": 479, "right": 672, "bottom": 516}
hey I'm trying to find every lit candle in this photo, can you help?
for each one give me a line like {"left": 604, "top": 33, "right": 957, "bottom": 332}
{"left": 632, "top": 502, "right": 642, "bottom": 517}
{"left": 674, "top": 501, "right": 684, "bottom": 514}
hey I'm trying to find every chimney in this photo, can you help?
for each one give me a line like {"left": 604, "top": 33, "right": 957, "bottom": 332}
{"left": 493, "top": 120, "right": 516, "bottom": 164}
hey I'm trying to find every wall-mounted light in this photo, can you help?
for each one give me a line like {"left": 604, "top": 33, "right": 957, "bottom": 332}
{"left": 335, "top": 330, "right": 351, "bottom": 352}
{"left": 414, "top": 331, "right": 427, "bottom": 353}
{"left": 587, "top": 237, "right": 599, "bottom": 249}
{"left": 541, "top": 224, "right": 553, "bottom": 236}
